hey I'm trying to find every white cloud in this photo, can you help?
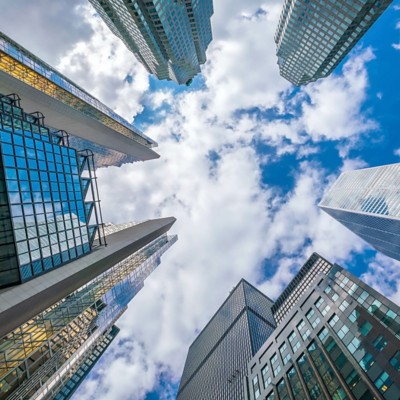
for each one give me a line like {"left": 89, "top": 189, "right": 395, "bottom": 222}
{"left": 56, "top": 5, "right": 149, "bottom": 121}
{"left": 0, "top": 0, "right": 91, "bottom": 65}
{"left": 300, "top": 48, "right": 378, "bottom": 140}
{"left": 392, "top": 43, "right": 400, "bottom": 50}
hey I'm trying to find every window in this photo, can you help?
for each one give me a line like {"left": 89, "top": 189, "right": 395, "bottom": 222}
{"left": 288, "top": 331, "right": 301, "bottom": 353}
{"left": 297, "top": 320, "right": 306, "bottom": 330}
{"left": 266, "top": 391, "right": 275, "bottom": 400}
{"left": 252, "top": 375, "right": 261, "bottom": 399}
{"left": 306, "top": 308, "right": 315, "bottom": 320}
{"left": 373, "top": 335, "right": 388, "bottom": 352}
{"left": 359, "top": 321, "right": 372, "bottom": 336}
{"left": 347, "top": 337, "right": 360, "bottom": 354}
{"left": 390, "top": 351, "right": 400, "bottom": 372}
{"left": 318, "top": 327, "right": 329, "bottom": 343}
{"left": 279, "top": 343, "right": 291, "bottom": 365}
{"left": 271, "top": 353, "right": 281, "bottom": 377}
{"left": 262, "top": 364, "right": 272, "bottom": 387}
{"left": 359, "top": 352, "right": 375, "bottom": 372}
{"left": 374, "top": 371, "right": 392, "bottom": 394}
{"left": 348, "top": 309, "right": 360, "bottom": 323}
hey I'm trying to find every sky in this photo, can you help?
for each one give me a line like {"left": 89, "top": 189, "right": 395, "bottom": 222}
{"left": 1, "top": 1, "right": 400, "bottom": 399}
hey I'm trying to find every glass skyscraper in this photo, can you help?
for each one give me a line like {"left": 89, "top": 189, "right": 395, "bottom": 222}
{"left": 178, "top": 253, "right": 400, "bottom": 400}
{"left": 0, "top": 228, "right": 177, "bottom": 400}
{"left": 88, "top": 0, "right": 214, "bottom": 85}
{"left": 0, "top": 32, "right": 159, "bottom": 163}
{"left": 275, "top": 0, "right": 392, "bottom": 86}
{"left": 177, "top": 280, "right": 276, "bottom": 400}
{"left": 319, "top": 163, "right": 400, "bottom": 262}
{"left": 0, "top": 93, "right": 103, "bottom": 288}
{"left": 0, "top": 33, "right": 178, "bottom": 399}
{"left": 245, "top": 253, "right": 400, "bottom": 400}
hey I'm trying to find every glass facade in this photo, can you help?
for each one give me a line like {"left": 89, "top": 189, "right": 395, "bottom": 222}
{"left": 52, "top": 325, "right": 120, "bottom": 400}
{"left": 0, "top": 233, "right": 177, "bottom": 400}
{"left": 89, "top": 0, "right": 214, "bottom": 85}
{"left": 275, "top": 0, "right": 392, "bottom": 86}
{"left": 320, "top": 163, "right": 400, "bottom": 262}
{"left": 0, "top": 32, "right": 155, "bottom": 147}
{"left": 0, "top": 93, "right": 101, "bottom": 288}
{"left": 246, "top": 254, "right": 400, "bottom": 400}
{"left": 177, "top": 280, "right": 276, "bottom": 400}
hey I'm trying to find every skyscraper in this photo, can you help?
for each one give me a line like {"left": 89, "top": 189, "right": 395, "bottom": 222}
{"left": 88, "top": 0, "right": 214, "bottom": 85}
{"left": 275, "top": 0, "right": 392, "bottom": 86}
{"left": 319, "top": 163, "right": 400, "bottom": 262}
{"left": 177, "top": 280, "right": 276, "bottom": 400}
{"left": 0, "top": 223, "right": 177, "bottom": 400}
{"left": 245, "top": 253, "right": 400, "bottom": 400}
{"left": 0, "top": 35, "right": 178, "bottom": 399}
{"left": 0, "top": 92, "right": 105, "bottom": 288}
{"left": 0, "top": 32, "right": 159, "bottom": 164}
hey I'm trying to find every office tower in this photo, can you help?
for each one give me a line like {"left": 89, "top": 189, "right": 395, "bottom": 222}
{"left": 0, "top": 92, "right": 107, "bottom": 288}
{"left": 275, "top": 0, "right": 392, "bottom": 85}
{"left": 319, "top": 163, "right": 400, "bottom": 262}
{"left": 88, "top": 0, "right": 214, "bottom": 85}
{"left": 177, "top": 280, "right": 276, "bottom": 400}
{"left": 0, "top": 32, "right": 159, "bottom": 164}
{"left": 0, "top": 223, "right": 177, "bottom": 400}
{"left": 245, "top": 253, "right": 400, "bottom": 400}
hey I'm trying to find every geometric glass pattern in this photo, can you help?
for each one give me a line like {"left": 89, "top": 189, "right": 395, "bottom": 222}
{"left": 0, "top": 233, "right": 177, "bottom": 400}
{"left": 319, "top": 163, "right": 400, "bottom": 262}
{"left": 0, "top": 93, "right": 96, "bottom": 287}
{"left": 88, "top": 0, "right": 214, "bottom": 85}
{"left": 275, "top": 0, "right": 392, "bottom": 85}
{"left": 0, "top": 32, "right": 156, "bottom": 148}
{"left": 246, "top": 254, "right": 400, "bottom": 400}
{"left": 177, "top": 280, "right": 276, "bottom": 400}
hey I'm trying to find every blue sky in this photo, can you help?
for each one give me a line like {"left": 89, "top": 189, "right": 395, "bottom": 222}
{"left": 1, "top": 1, "right": 400, "bottom": 399}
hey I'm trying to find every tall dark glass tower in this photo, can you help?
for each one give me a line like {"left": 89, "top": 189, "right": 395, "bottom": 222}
{"left": 88, "top": 0, "right": 214, "bottom": 85}
{"left": 177, "top": 280, "right": 276, "bottom": 400}
{"left": 245, "top": 253, "right": 400, "bottom": 400}
{"left": 275, "top": 0, "right": 392, "bottom": 85}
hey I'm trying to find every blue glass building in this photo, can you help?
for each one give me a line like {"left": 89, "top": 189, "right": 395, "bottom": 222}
{"left": 88, "top": 0, "right": 214, "bottom": 85}
{"left": 0, "top": 93, "right": 102, "bottom": 288}
{"left": 319, "top": 163, "right": 400, "bottom": 262}
{"left": 275, "top": 0, "right": 393, "bottom": 85}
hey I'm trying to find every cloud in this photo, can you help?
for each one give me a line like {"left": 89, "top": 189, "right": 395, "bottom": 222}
{"left": 360, "top": 253, "right": 400, "bottom": 305}
{"left": 300, "top": 48, "right": 378, "bottom": 141}
{"left": 56, "top": 5, "right": 149, "bottom": 121}
{"left": 0, "top": 0, "right": 92, "bottom": 65}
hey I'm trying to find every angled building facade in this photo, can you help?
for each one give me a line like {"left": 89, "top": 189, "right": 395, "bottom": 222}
{"left": 0, "top": 221, "right": 177, "bottom": 400}
{"left": 89, "top": 0, "right": 214, "bottom": 85}
{"left": 0, "top": 32, "right": 158, "bottom": 163}
{"left": 0, "top": 93, "right": 105, "bottom": 288}
{"left": 275, "top": 0, "right": 392, "bottom": 85}
{"left": 319, "top": 163, "right": 400, "bottom": 262}
{"left": 245, "top": 253, "right": 400, "bottom": 400}
{"left": 177, "top": 280, "right": 276, "bottom": 400}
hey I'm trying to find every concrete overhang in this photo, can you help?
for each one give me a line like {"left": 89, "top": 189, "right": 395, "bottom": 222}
{"left": 0, "top": 71, "right": 160, "bottom": 161}
{"left": 0, "top": 217, "right": 176, "bottom": 338}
